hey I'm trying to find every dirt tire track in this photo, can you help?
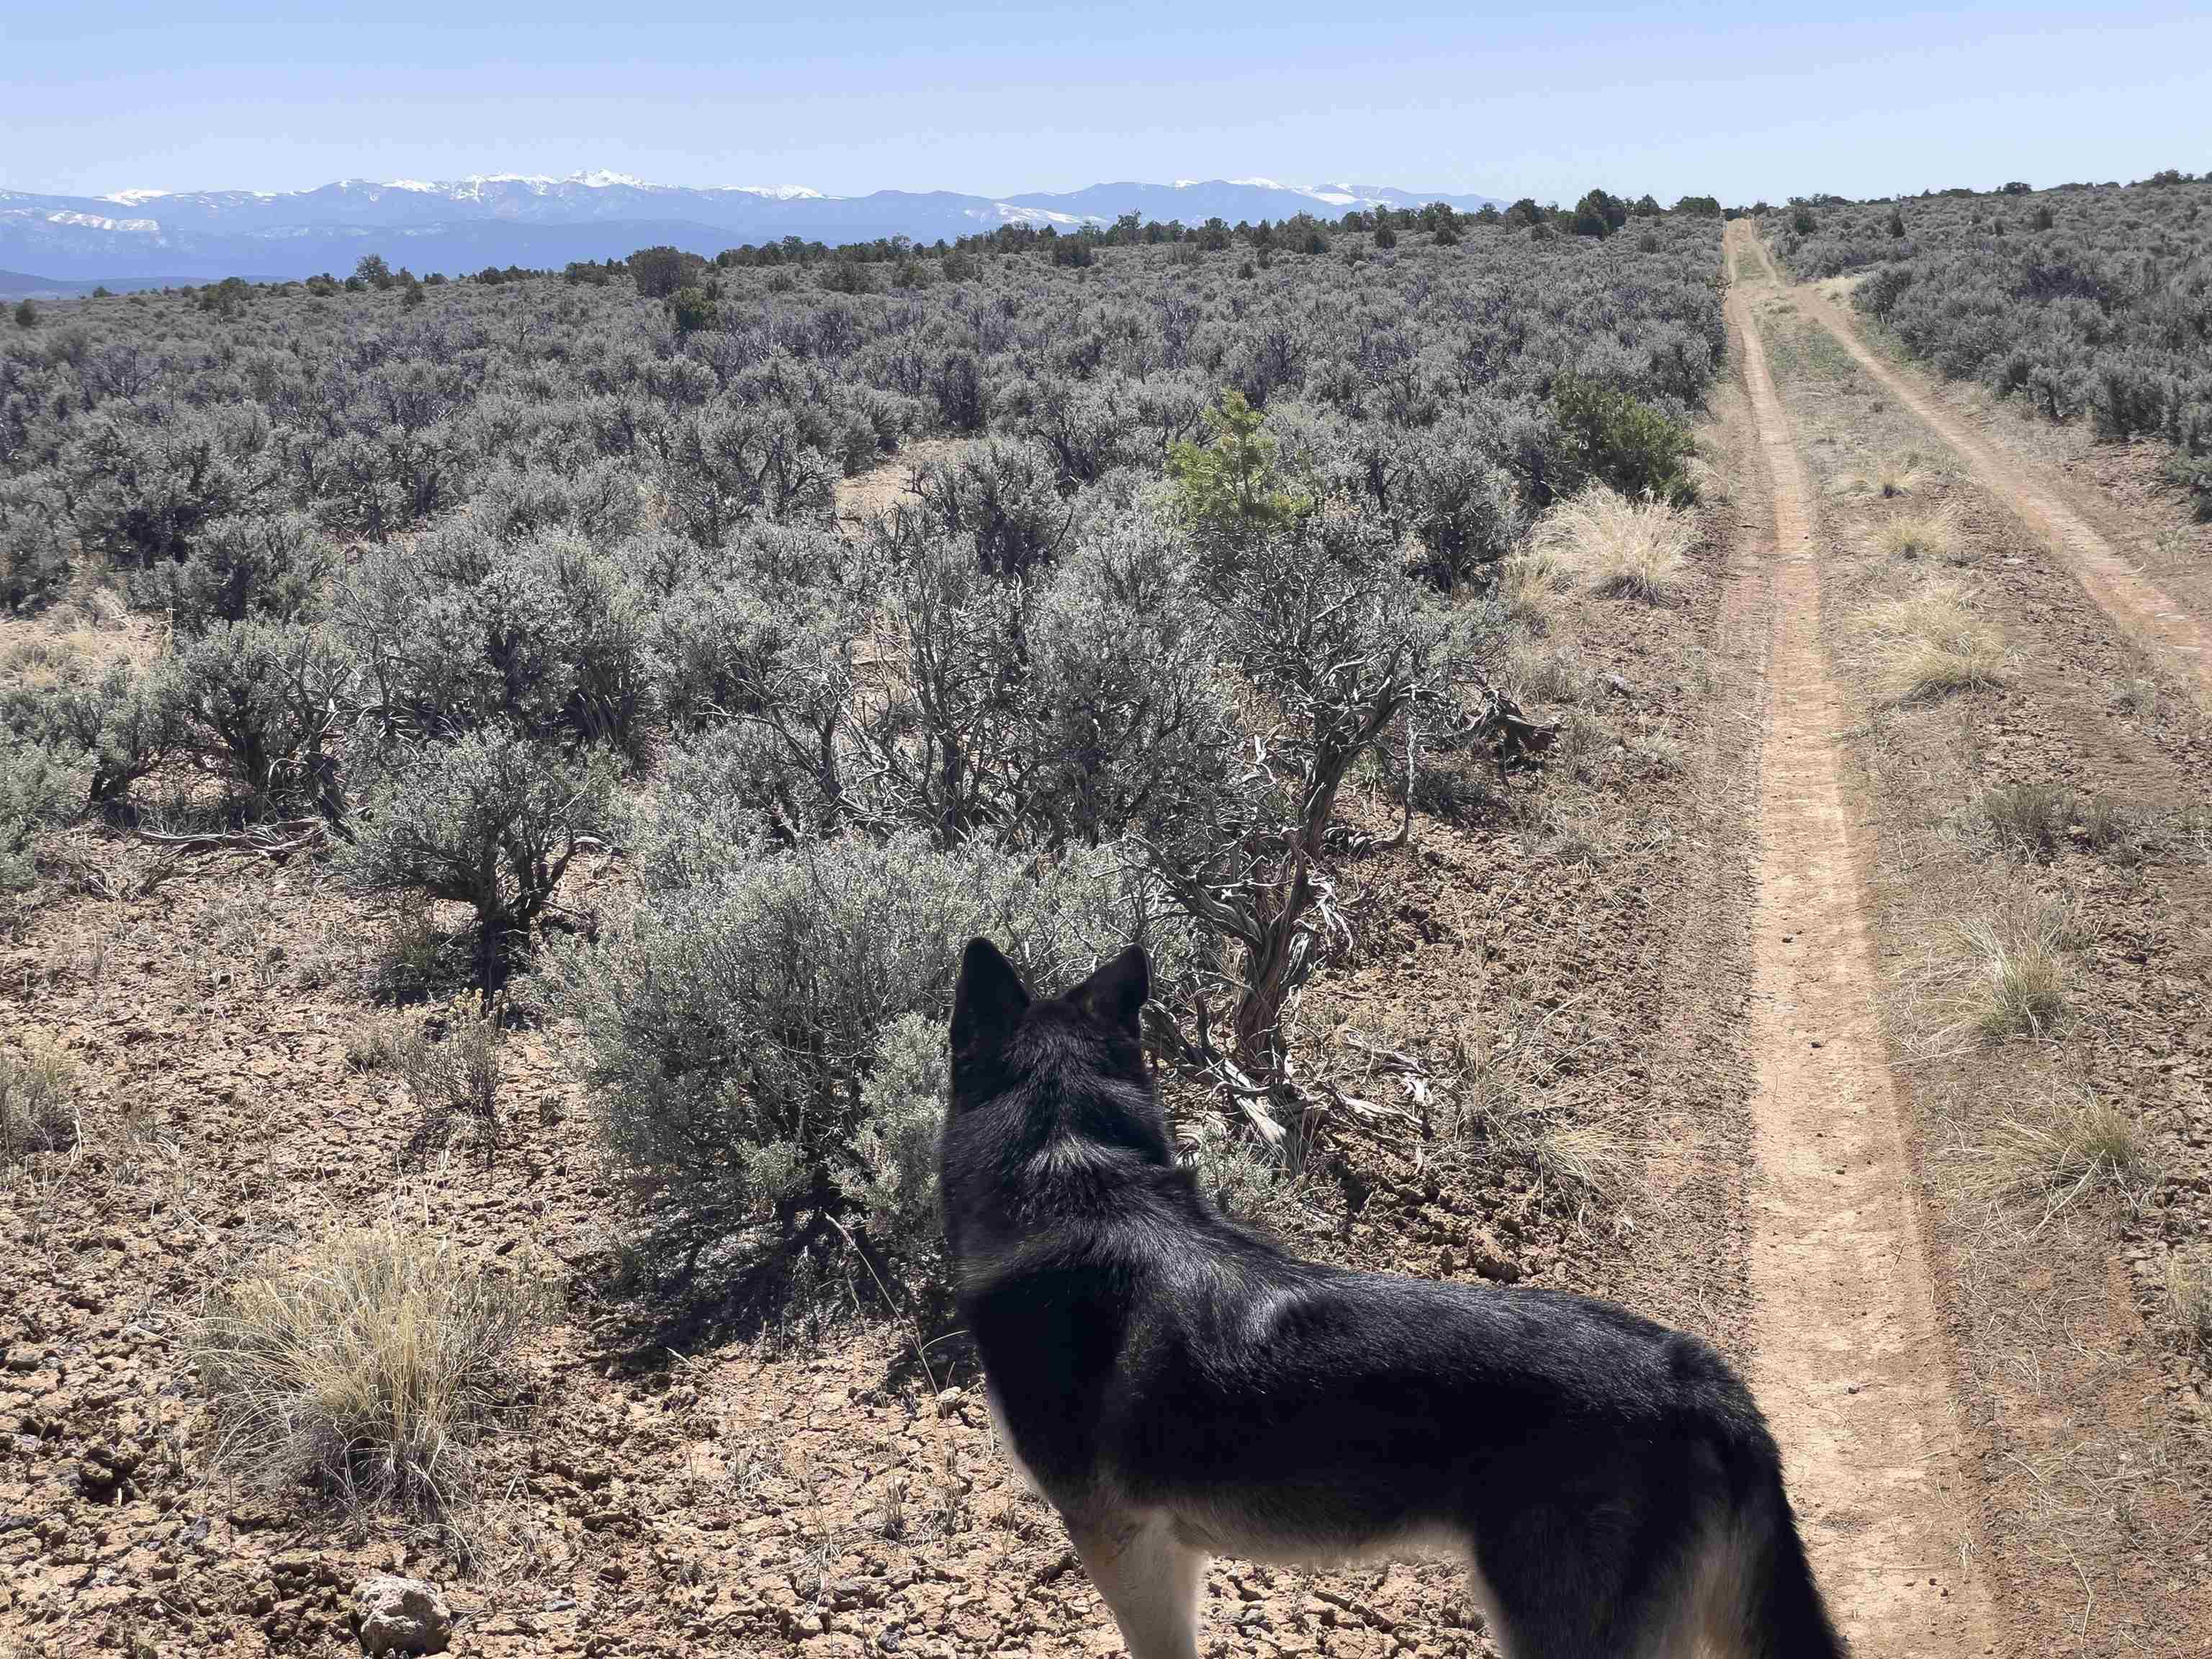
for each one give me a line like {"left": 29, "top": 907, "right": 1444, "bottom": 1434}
{"left": 1745, "top": 231, "right": 2212, "bottom": 709}
{"left": 1725, "top": 223, "right": 2004, "bottom": 1658}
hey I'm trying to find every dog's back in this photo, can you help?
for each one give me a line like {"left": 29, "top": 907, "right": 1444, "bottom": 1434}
{"left": 943, "top": 939, "right": 1845, "bottom": 1659}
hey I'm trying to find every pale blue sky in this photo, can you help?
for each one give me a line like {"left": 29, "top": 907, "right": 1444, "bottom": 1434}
{"left": 5, "top": 1, "right": 2208, "bottom": 204}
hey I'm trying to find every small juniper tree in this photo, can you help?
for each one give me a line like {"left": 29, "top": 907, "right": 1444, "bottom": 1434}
{"left": 1166, "top": 389, "right": 1309, "bottom": 579}
{"left": 1548, "top": 375, "right": 1699, "bottom": 506}
{"left": 1150, "top": 392, "right": 1496, "bottom": 1143}
{"left": 626, "top": 245, "right": 691, "bottom": 299}
{"left": 667, "top": 285, "right": 716, "bottom": 336}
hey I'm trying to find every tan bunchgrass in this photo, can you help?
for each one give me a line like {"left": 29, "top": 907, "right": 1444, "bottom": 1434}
{"left": 1876, "top": 453, "right": 1927, "bottom": 498}
{"left": 1503, "top": 634, "right": 1593, "bottom": 708}
{"left": 1681, "top": 450, "right": 1729, "bottom": 505}
{"left": 1825, "top": 454, "right": 1925, "bottom": 500}
{"left": 342, "top": 1011, "right": 414, "bottom": 1074}
{"left": 2164, "top": 1257, "right": 2212, "bottom": 1354}
{"left": 1498, "top": 549, "right": 1570, "bottom": 628}
{"left": 1528, "top": 484, "right": 1696, "bottom": 603}
{"left": 1954, "top": 896, "right": 2074, "bottom": 1041}
{"left": 192, "top": 1214, "right": 552, "bottom": 1519}
{"left": 1861, "top": 584, "right": 2007, "bottom": 703}
{"left": 2077, "top": 793, "right": 2139, "bottom": 855}
{"left": 1531, "top": 1120, "right": 1636, "bottom": 1196}
{"left": 1, "top": 1040, "right": 79, "bottom": 1162}
{"left": 1875, "top": 504, "right": 1961, "bottom": 563}
{"left": 1966, "top": 1086, "right": 2149, "bottom": 1229}
{"left": 1438, "top": 1000, "right": 1632, "bottom": 1206}
{"left": 1978, "top": 778, "right": 2073, "bottom": 855}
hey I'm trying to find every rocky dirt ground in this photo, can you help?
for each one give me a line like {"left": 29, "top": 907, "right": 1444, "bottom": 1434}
{"left": 1, "top": 450, "right": 1761, "bottom": 1658}
{"left": 1751, "top": 266, "right": 2212, "bottom": 1655}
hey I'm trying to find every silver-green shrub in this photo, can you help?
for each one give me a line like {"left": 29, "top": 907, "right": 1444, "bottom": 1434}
{"left": 341, "top": 727, "right": 617, "bottom": 986}
{"left": 550, "top": 826, "right": 1128, "bottom": 1299}
{"left": 161, "top": 620, "right": 354, "bottom": 818}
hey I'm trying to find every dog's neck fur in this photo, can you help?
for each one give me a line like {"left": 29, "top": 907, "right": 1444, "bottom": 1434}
{"left": 945, "top": 1012, "right": 1184, "bottom": 1256}
{"left": 943, "top": 940, "right": 1188, "bottom": 1267}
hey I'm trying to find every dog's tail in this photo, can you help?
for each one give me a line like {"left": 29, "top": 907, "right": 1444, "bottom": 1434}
{"left": 1707, "top": 1434, "right": 1848, "bottom": 1659}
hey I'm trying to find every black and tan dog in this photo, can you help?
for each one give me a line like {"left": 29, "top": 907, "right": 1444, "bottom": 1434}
{"left": 942, "top": 938, "right": 1846, "bottom": 1659}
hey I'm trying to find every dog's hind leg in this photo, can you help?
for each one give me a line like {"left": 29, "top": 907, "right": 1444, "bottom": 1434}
{"left": 1067, "top": 1515, "right": 1204, "bottom": 1659}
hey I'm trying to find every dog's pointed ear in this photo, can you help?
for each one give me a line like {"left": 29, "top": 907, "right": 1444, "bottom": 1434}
{"left": 953, "top": 937, "right": 1029, "bottom": 1057}
{"left": 1071, "top": 944, "right": 1150, "bottom": 1041}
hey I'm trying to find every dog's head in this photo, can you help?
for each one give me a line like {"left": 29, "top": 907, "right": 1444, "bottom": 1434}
{"left": 945, "top": 937, "right": 1166, "bottom": 1164}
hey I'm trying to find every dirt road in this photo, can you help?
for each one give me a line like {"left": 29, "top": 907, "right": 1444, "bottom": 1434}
{"left": 1725, "top": 222, "right": 2002, "bottom": 1658}
{"left": 1743, "top": 233, "right": 2212, "bottom": 709}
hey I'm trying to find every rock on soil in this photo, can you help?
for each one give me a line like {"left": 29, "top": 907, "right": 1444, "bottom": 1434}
{"left": 351, "top": 1574, "right": 454, "bottom": 1655}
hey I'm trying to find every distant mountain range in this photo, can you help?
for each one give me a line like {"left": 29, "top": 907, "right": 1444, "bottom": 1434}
{"left": 0, "top": 171, "right": 1504, "bottom": 286}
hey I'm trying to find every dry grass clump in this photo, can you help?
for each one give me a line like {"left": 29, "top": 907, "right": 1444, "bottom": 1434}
{"left": 1498, "top": 549, "right": 1570, "bottom": 628}
{"left": 1528, "top": 484, "right": 1696, "bottom": 603}
{"left": 1, "top": 1040, "right": 79, "bottom": 1161}
{"left": 1875, "top": 504, "right": 1961, "bottom": 563}
{"left": 192, "top": 1215, "right": 552, "bottom": 1519}
{"left": 1876, "top": 452, "right": 1927, "bottom": 498}
{"left": 1861, "top": 583, "right": 2007, "bottom": 703}
{"left": 1503, "top": 633, "right": 1593, "bottom": 708}
{"left": 343, "top": 1011, "right": 414, "bottom": 1074}
{"left": 1979, "top": 778, "right": 2073, "bottom": 855}
{"left": 2076, "top": 793, "right": 2144, "bottom": 859}
{"left": 2108, "top": 677, "right": 2159, "bottom": 720}
{"left": 2164, "top": 1258, "right": 2212, "bottom": 1354}
{"left": 1977, "top": 781, "right": 2144, "bottom": 861}
{"left": 1437, "top": 1011, "right": 1632, "bottom": 1203}
{"left": 1680, "top": 449, "right": 1729, "bottom": 505}
{"left": 1970, "top": 1086, "right": 2149, "bottom": 1227}
{"left": 1954, "top": 896, "right": 2076, "bottom": 1040}
{"left": 398, "top": 993, "right": 503, "bottom": 1161}
{"left": 1825, "top": 453, "right": 1926, "bottom": 500}
{"left": 1528, "top": 1120, "right": 1635, "bottom": 1196}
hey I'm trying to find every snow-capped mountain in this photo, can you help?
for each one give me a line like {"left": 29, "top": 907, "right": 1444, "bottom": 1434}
{"left": 0, "top": 171, "right": 1503, "bottom": 284}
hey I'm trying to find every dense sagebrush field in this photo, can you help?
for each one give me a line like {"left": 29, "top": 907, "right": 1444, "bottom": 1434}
{"left": 1774, "top": 176, "right": 2212, "bottom": 511}
{"left": 0, "top": 214, "right": 1725, "bottom": 1310}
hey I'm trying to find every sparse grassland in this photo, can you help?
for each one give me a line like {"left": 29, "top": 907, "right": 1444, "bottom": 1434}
{"left": 1758, "top": 240, "right": 2212, "bottom": 1653}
